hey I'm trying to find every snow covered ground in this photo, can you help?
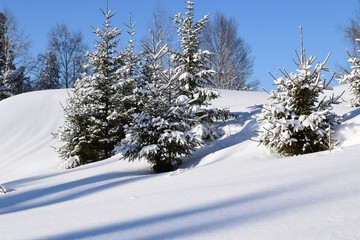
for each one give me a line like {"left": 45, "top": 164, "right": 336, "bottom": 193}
{"left": 1, "top": 86, "right": 360, "bottom": 240}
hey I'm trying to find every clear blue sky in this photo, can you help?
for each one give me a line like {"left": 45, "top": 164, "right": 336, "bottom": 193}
{"left": 0, "top": 0, "right": 358, "bottom": 91}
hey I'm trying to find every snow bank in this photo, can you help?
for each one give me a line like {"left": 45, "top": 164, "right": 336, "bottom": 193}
{"left": 0, "top": 89, "right": 68, "bottom": 183}
{"left": 1, "top": 86, "right": 360, "bottom": 240}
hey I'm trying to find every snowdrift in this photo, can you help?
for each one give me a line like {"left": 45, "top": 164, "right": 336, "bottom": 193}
{"left": 0, "top": 90, "right": 68, "bottom": 182}
{"left": 1, "top": 86, "right": 360, "bottom": 240}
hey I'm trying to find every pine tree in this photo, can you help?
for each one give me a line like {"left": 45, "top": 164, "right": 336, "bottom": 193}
{"left": 119, "top": 33, "right": 200, "bottom": 173}
{"left": 56, "top": 5, "right": 123, "bottom": 167}
{"left": 171, "top": 0, "right": 228, "bottom": 142}
{"left": 119, "top": 1, "right": 230, "bottom": 173}
{"left": 256, "top": 28, "right": 341, "bottom": 156}
{"left": 36, "top": 51, "right": 60, "bottom": 90}
{"left": 109, "top": 15, "right": 141, "bottom": 138}
{"left": 339, "top": 39, "right": 360, "bottom": 107}
{"left": 55, "top": 79, "right": 93, "bottom": 168}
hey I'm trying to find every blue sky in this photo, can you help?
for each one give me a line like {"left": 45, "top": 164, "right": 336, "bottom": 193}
{"left": 0, "top": 0, "right": 358, "bottom": 90}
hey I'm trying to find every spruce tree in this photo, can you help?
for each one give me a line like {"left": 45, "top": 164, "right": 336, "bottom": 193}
{"left": 256, "top": 28, "right": 341, "bottom": 155}
{"left": 119, "top": 34, "right": 200, "bottom": 173}
{"left": 0, "top": 13, "right": 15, "bottom": 99}
{"left": 109, "top": 15, "right": 141, "bottom": 137}
{"left": 171, "top": 0, "right": 228, "bottom": 142}
{"left": 36, "top": 51, "right": 60, "bottom": 90}
{"left": 56, "top": 5, "right": 123, "bottom": 167}
{"left": 119, "top": 1, "right": 229, "bottom": 173}
{"left": 339, "top": 39, "right": 360, "bottom": 107}
{"left": 56, "top": 79, "right": 94, "bottom": 168}
{"left": 0, "top": 12, "right": 30, "bottom": 98}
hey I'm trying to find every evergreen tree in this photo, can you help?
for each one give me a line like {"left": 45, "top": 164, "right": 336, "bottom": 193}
{"left": 339, "top": 39, "right": 360, "bottom": 107}
{"left": 36, "top": 51, "right": 60, "bottom": 90}
{"left": 56, "top": 5, "right": 123, "bottom": 167}
{"left": 171, "top": 0, "right": 228, "bottom": 141}
{"left": 256, "top": 28, "right": 341, "bottom": 155}
{"left": 0, "top": 12, "right": 30, "bottom": 99}
{"left": 119, "top": 34, "right": 200, "bottom": 173}
{"left": 109, "top": 15, "right": 141, "bottom": 139}
{"left": 2, "top": 66, "right": 30, "bottom": 95}
{"left": 119, "top": 1, "right": 229, "bottom": 173}
{"left": 1, "top": 12, "right": 15, "bottom": 99}
{"left": 55, "top": 79, "right": 93, "bottom": 168}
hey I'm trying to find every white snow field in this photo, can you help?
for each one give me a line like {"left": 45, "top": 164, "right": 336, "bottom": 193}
{"left": 1, "top": 86, "right": 360, "bottom": 240}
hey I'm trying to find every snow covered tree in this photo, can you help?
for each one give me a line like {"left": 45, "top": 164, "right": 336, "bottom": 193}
{"left": 0, "top": 12, "right": 14, "bottom": 99}
{"left": 339, "top": 39, "right": 360, "bottom": 107}
{"left": 109, "top": 15, "right": 141, "bottom": 136}
{"left": 55, "top": 80, "right": 94, "bottom": 168}
{"left": 171, "top": 0, "right": 228, "bottom": 142}
{"left": 36, "top": 51, "right": 60, "bottom": 90}
{"left": 256, "top": 28, "right": 341, "bottom": 156}
{"left": 119, "top": 1, "right": 230, "bottom": 173}
{"left": 56, "top": 6, "right": 123, "bottom": 167}
{"left": 0, "top": 11, "right": 31, "bottom": 99}
{"left": 119, "top": 33, "right": 201, "bottom": 173}
{"left": 0, "top": 12, "right": 26, "bottom": 99}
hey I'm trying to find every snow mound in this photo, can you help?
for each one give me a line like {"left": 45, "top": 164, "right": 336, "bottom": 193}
{"left": 0, "top": 90, "right": 68, "bottom": 182}
{"left": 1, "top": 85, "right": 360, "bottom": 240}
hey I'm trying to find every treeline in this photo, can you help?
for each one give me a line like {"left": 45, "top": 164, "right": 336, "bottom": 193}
{"left": 0, "top": 11, "right": 88, "bottom": 99}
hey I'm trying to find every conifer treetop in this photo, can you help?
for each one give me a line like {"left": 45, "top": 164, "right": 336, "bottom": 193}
{"left": 257, "top": 27, "right": 341, "bottom": 156}
{"left": 339, "top": 35, "right": 360, "bottom": 106}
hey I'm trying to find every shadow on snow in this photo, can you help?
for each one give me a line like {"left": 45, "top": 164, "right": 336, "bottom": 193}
{"left": 181, "top": 106, "right": 261, "bottom": 169}
{"left": 0, "top": 170, "right": 151, "bottom": 215}
{"left": 38, "top": 169, "right": 358, "bottom": 240}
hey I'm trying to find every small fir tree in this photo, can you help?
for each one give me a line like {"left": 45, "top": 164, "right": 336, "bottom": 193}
{"left": 56, "top": 80, "right": 94, "bottom": 168}
{"left": 109, "top": 15, "right": 141, "bottom": 137}
{"left": 256, "top": 28, "right": 341, "bottom": 155}
{"left": 339, "top": 39, "right": 360, "bottom": 107}
{"left": 119, "top": 1, "right": 230, "bottom": 173}
{"left": 119, "top": 34, "right": 200, "bottom": 173}
{"left": 56, "top": 5, "right": 123, "bottom": 167}
{"left": 171, "top": 0, "right": 228, "bottom": 141}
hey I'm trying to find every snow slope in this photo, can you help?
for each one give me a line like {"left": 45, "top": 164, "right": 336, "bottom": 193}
{"left": 1, "top": 86, "right": 360, "bottom": 240}
{"left": 0, "top": 90, "right": 68, "bottom": 183}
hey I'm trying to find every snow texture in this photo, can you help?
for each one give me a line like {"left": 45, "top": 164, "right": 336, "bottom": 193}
{"left": 1, "top": 85, "right": 360, "bottom": 239}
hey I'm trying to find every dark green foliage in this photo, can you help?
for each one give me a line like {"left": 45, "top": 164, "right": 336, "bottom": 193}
{"left": 56, "top": 6, "right": 123, "bottom": 167}
{"left": 36, "top": 51, "right": 60, "bottom": 90}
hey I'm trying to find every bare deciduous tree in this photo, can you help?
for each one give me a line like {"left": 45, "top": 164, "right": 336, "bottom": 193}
{"left": 140, "top": 4, "right": 177, "bottom": 69}
{"left": 201, "top": 12, "right": 257, "bottom": 90}
{"left": 343, "top": 0, "right": 360, "bottom": 57}
{"left": 146, "top": 4, "right": 176, "bottom": 49}
{"left": 48, "top": 23, "right": 87, "bottom": 88}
